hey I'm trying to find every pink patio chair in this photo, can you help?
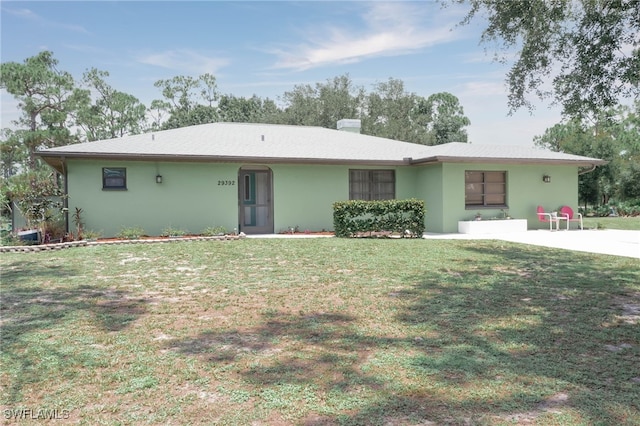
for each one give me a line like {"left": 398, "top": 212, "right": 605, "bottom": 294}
{"left": 559, "top": 206, "right": 583, "bottom": 230}
{"left": 537, "top": 205, "right": 559, "bottom": 231}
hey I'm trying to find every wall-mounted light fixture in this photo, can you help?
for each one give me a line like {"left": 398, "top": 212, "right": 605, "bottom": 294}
{"left": 543, "top": 174, "right": 551, "bottom": 183}
{"left": 156, "top": 174, "right": 163, "bottom": 184}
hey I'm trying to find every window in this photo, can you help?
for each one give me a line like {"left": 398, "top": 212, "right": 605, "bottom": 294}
{"left": 103, "top": 167, "right": 127, "bottom": 190}
{"left": 243, "top": 174, "right": 253, "bottom": 201}
{"left": 349, "top": 169, "right": 395, "bottom": 200}
{"left": 465, "top": 171, "right": 506, "bottom": 207}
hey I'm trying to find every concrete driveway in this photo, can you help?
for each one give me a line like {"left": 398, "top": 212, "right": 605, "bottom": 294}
{"left": 249, "top": 229, "right": 639, "bottom": 259}
{"left": 423, "top": 229, "right": 640, "bottom": 259}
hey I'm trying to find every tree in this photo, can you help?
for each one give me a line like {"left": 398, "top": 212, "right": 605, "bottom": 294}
{"left": 423, "top": 92, "right": 471, "bottom": 144}
{"left": 148, "top": 99, "right": 172, "bottom": 131}
{"left": 3, "top": 168, "right": 64, "bottom": 231}
{"left": 456, "top": 0, "right": 640, "bottom": 118}
{"left": 362, "top": 78, "right": 430, "bottom": 143}
{"left": 0, "top": 129, "right": 26, "bottom": 180}
{"left": 0, "top": 51, "right": 87, "bottom": 169}
{"left": 280, "top": 75, "right": 470, "bottom": 145}
{"left": 0, "top": 51, "right": 89, "bottom": 234}
{"left": 254, "top": 97, "right": 286, "bottom": 124}
{"left": 218, "top": 95, "right": 285, "bottom": 124}
{"left": 362, "top": 80, "right": 471, "bottom": 145}
{"left": 316, "top": 74, "right": 365, "bottom": 129}
{"left": 154, "top": 75, "right": 201, "bottom": 112}
{"left": 619, "top": 162, "right": 640, "bottom": 200}
{"left": 77, "top": 68, "right": 147, "bottom": 141}
{"left": 281, "top": 83, "right": 322, "bottom": 126}
{"left": 533, "top": 119, "right": 588, "bottom": 153}
{"left": 280, "top": 74, "right": 364, "bottom": 128}
{"left": 606, "top": 101, "right": 640, "bottom": 201}
{"left": 161, "top": 104, "right": 218, "bottom": 130}
{"left": 198, "top": 73, "right": 219, "bottom": 107}
{"left": 534, "top": 103, "right": 640, "bottom": 205}
{"left": 152, "top": 73, "right": 220, "bottom": 129}
{"left": 534, "top": 118, "right": 610, "bottom": 205}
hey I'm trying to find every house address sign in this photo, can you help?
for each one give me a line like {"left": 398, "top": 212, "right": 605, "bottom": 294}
{"left": 217, "top": 180, "right": 236, "bottom": 186}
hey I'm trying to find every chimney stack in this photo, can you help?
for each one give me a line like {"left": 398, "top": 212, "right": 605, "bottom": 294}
{"left": 337, "top": 119, "right": 361, "bottom": 134}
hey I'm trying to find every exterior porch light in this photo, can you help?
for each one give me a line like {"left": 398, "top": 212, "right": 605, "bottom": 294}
{"left": 543, "top": 174, "right": 551, "bottom": 183}
{"left": 156, "top": 174, "right": 163, "bottom": 184}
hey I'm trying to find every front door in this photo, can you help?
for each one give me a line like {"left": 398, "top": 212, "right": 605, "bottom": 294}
{"left": 238, "top": 167, "right": 273, "bottom": 234}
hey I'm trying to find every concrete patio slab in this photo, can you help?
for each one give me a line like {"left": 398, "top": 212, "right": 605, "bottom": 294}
{"left": 424, "top": 229, "right": 640, "bottom": 259}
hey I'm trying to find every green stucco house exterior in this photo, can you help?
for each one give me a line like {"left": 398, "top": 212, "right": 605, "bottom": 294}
{"left": 37, "top": 120, "right": 605, "bottom": 237}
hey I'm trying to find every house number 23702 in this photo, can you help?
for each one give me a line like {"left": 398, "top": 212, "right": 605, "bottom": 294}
{"left": 217, "top": 180, "right": 235, "bottom": 186}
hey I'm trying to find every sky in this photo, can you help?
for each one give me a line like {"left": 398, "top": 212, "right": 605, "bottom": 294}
{"left": 1, "top": 1, "right": 566, "bottom": 147}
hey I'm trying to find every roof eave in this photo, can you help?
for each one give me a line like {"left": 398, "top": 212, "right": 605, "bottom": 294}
{"left": 39, "top": 155, "right": 66, "bottom": 173}
{"left": 36, "top": 151, "right": 407, "bottom": 167}
{"left": 411, "top": 155, "right": 608, "bottom": 167}
{"left": 37, "top": 151, "right": 608, "bottom": 170}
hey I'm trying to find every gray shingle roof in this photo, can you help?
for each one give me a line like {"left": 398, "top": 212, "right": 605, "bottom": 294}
{"left": 37, "top": 122, "right": 605, "bottom": 169}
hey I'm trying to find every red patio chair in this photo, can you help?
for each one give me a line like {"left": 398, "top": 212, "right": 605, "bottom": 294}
{"left": 559, "top": 206, "right": 583, "bottom": 230}
{"left": 537, "top": 205, "right": 559, "bottom": 231}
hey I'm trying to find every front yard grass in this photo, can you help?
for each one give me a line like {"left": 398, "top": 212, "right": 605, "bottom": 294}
{"left": 1, "top": 238, "right": 639, "bottom": 425}
{"left": 582, "top": 216, "right": 640, "bottom": 230}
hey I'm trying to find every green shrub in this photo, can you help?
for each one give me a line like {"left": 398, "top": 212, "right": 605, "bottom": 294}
{"left": 582, "top": 199, "right": 640, "bottom": 217}
{"left": 1, "top": 231, "right": 23, "bottom": 246}
{"left": 201, "top": 226, "right": 227, "bottom": 236}
{"left": 82, "top": 229, "right": 103, "bottom": 240}
{"left": 333, "top": 199, "right": 425, "bottom": 238}
{"left": 614, "top": 200, "right": 640, "bottom": 216}
{"left": 160, "top": 226, "right": 188, "bottom": 237}
{"left": 116, "top": 226, "right": 145, "bottom": 239}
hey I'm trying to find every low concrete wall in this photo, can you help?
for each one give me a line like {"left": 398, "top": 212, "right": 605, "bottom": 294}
{"left": 458, "top": 219, "right": 528, "bottom": 234}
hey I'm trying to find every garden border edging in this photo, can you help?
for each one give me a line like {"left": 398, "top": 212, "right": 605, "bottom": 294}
{"left": 0, "top": 235, "right": 244, "bottom": 253}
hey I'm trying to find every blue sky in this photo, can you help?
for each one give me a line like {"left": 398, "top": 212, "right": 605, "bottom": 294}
{"left": 1, "top": 1, "right": 564, "bottom": 146}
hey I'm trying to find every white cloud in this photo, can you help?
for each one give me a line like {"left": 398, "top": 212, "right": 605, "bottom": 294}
{"left": 4, "top": 7, "right": 37, "bottom": 19}
{"left": 270, "top": 2, "right": 462, "bottom": 71}
{"left": 136, "top": 50, "right": 231, "bottom": 75}
{"left": 3, "top": 7, "right": 89, "bottom": 34}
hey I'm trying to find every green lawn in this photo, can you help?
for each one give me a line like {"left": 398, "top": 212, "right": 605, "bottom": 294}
{"left": 582, "top": 216, "right": 640, "bottom": 230}
{"left": 1, "top": 238, "right": 639, "bottom": 425}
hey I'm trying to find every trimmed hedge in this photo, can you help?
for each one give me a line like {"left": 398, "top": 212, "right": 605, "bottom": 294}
{"left": 333, "top": 199, "right": 425, "bottom": 238}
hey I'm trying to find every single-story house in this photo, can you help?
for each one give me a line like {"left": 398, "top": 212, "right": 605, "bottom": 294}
{"left": 36, "top": 120, "right": 605, "bottom": 237}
